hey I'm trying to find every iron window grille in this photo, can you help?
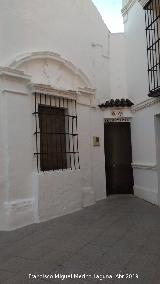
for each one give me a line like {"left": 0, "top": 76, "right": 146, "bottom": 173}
{"left": 33, "top": 92, "right": 80, "bottom": 172}
{"left": 145, "top": 0, "right": 160, "bottom": 96}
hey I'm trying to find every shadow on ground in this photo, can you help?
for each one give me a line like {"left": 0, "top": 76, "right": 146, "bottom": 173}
{"left": 0, "top": 195, "right": 160, "bottom": 283}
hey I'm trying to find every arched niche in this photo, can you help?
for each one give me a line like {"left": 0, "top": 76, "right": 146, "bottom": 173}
{"left": 7, "top": 51, "right": 95, "bottom": 92}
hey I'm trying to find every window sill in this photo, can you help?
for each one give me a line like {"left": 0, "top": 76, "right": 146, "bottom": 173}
{"left": 34, "top": 168, "right": 81, "bottom": 175}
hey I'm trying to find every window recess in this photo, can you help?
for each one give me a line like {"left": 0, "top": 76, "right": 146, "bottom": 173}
{"left": 33, "top": 92, "right": 80, "bottom": 172}
{"left": 145, "top": 0, "right": 160, "bottom": 96}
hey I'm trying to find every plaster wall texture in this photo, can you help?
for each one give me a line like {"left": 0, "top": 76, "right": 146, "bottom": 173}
{"left": 0, "top": 70, "right": 107, "bottom": 230}
{"left": 131, "top": 101, "right": 160, "bottom": 204}
{"left": 155, "top": 113, "right": 160, "bottom": 205}
{"left": 109, "top": 33, "right": 127, "bottom": 100}
{"left": 90, "top": 109, "right": 106, "bottom": 201}
{"left": 1, "top": 0, "right": 156, "bottom": 230}
{"left": 124, "top": 1, "right": 148, "bottom": 104}
{"left": 123, "top": 0, "right": 160, "bottom": 205}
{"left": 0, "top": 0, "right": 125, "bottom": 230}
{"left": 0, "top": 0, "right": 111, "bottom": 101}
{"left": 36, "top": 170, "right": 82, "bottom": 222}
{"left": 0, "top": 93, "right": 8, "bottom": 207}
{"left": 0, "top": 73, "right": 104, "bottom": 230}
{"left": 131, "top": 107, "right": 157, "bottom": 164}
{"left": 7, "top": 93, "right": 33, "bottom": 202}
{"left": 32, "top": 102, "right": 106, "bottom": 223}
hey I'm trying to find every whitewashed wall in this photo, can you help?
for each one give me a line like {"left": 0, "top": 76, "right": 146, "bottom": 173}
{"left": 123, "top": 1, "right": 148, "bottom": 104}
{"left": 109, "top": 33, "right": 127, "bottom": 100}
{"left": 122, "top": 0, "right": 160, "bottom": 205}
{"left": 0, "top": 0, "right": 117, "bottom": 230}
{"left": 131, "top": 104, "right": 160, "bottom": 204}
{"left": 0, "top": 0, "right": 111, "bottom": 101}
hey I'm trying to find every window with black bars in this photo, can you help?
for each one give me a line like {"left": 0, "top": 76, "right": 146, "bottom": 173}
{"left": 145, "top": 0, "right": 160, "bottom": 96}
{"left": 33, "top": 92, "right": 80, "bottom": 172}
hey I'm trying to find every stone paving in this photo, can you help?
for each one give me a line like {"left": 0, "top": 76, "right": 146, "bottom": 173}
{"left": 0, "top": 195, "right": 160, "bottom": 284}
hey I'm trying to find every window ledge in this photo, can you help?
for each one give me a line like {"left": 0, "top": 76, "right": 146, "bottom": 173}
{"left": 33, "top": 168, "right": 81, "bottom": 176}
{"left": 148, "top": 88, "right": 160, "bottom": 98}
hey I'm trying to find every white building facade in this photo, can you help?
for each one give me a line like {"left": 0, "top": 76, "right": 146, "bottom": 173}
{"left": 2, "top": 0, "right": 155, "bottom": 231}
{"left": 122, "top": 0, "right": 160, "bottom": 206}
{"left": 0, "top": 0, "right": 131, "bottom": 230}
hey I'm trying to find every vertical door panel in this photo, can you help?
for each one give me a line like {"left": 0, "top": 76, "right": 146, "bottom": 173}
{"left": 104, "top": 122, "right": 133, "bottom": 195}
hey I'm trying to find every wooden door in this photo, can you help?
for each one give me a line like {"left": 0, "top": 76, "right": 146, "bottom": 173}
{"left": 104, "top": 122, "right": 134, "bottom": 195}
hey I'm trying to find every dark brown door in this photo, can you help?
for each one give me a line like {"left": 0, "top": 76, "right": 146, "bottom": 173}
{"left": 104, "top": 122, "right": 134, "bottom": 195}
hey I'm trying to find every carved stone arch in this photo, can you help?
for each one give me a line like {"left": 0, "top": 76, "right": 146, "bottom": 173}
{"left": 7, "top": 51, "right": 95, "bottom": 92}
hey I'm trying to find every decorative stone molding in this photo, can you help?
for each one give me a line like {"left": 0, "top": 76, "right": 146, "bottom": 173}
{"left": 121, "top": 0, "right": 136, "bottom": 17}
{"left": 104, "top": 117, "right": 132, "bottom": 123}
{"left": 0, "top": 66, "right": 31, "bottom": 82}
{"left": 29, "top": 83, "right": 77, "bottom": 100}
{"left": 1, "top": 90, "right": 29, "bottom": 96}
{"left": 29, "top": 83, "right": 95, "bottom": 101}
{"left": 102, "top": 106, "right": 133, "bottom": 122}
{"left": 138, "top": 0, "right": 150, "bottom": 8}
{"left": 132, "top": 162, "right": 157, "bottom": 170}
{"left": 7, "top": 51, "right": 93, "bottom": 89}
{"left": 0, "top": 67, "right": 31, "bottom": 95}
{"left": 78, "top": 87, "right": 96, "bottom": 96}
{"left": 131, "top": 97, "right": 160, "bottom": 112}
{"left": 122, "top": 0, "right": 150, "bottom": 18}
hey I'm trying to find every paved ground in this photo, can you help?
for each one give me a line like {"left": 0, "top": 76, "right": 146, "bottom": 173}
{"left": 0, "top": 196, "right": 160, "bottom": 284}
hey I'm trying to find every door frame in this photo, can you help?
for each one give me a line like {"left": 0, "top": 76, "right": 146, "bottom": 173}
{"left": 104, "top": 117, "right": 133, "bottom": 196}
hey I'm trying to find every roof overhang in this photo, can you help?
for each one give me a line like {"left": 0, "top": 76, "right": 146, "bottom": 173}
{"left": 98, "top": 98, "right": 134, "bottom": 109}
{"left": 122, "top": 0, "right": 151, "bottom": 19}
{"left": 138, "top": 0, "right": 151, "bottom": 8}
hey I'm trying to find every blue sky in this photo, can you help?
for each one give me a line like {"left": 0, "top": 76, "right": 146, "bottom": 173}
{"left": 92, "top": 0, "right": 124, "bottom": 33}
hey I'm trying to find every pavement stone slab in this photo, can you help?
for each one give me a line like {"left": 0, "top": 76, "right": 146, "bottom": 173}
{"left": 0, "top": 196, "right": 160, "bottom": 283}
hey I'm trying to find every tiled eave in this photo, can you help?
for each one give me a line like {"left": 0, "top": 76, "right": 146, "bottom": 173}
{"left": 98, "top": 98, "right": 134, "bottom": 109}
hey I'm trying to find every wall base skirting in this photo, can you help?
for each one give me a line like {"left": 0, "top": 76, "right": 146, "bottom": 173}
{"left": 2, "top": 199, "right": 35, "bottom": 231}
{"left": 82, "top": 187, "right": 95, "bottom": 207}
{"left": 4, "top": 198, "right": 34, "bottom": 211}
{"left": 134, "top": 186, "right": 158, "bottom": 205}
{"left": 0, "top": 206, "right": 8, "bottom": 231}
